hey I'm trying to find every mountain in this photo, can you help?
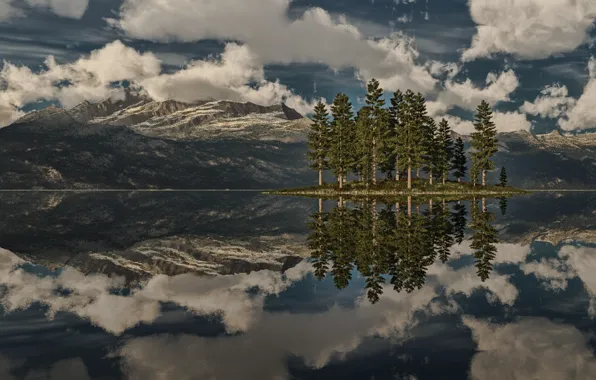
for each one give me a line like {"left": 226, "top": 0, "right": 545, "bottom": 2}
{"left": 1, "top": 94, "right": 596, "bottom": 189}
{"left": 0, "top": 95, "right": 315, "bottom": 189}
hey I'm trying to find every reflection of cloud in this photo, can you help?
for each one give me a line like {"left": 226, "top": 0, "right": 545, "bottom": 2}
{"left": 464, "top": 317, "right": 596, "bottom": 379}
{"left": 0, "top": 356, "right": 91, "bottom": 380}
{"left": 0, "top": 248, "right": 311, "bottom": 334}
{"left": 116, "top": 282, "right": 446, "bottom": 380}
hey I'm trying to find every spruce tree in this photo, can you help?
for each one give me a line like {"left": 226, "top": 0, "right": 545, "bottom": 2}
{"left": 436, "top": 118, "right": 454, "bottom": 184}
{"left": 364, "top": 78, "right": 386, "bottom": 186}
{"left": 396, "top": 91, "right": 425, "bottom": 189}
{"left": 355, "top": 106, "right": 373, "bottom": 183}
{"left": 470, "top": 101, "right": 498, "bottom": 186}
{"left": 421, "top": 116, "right": 439, "bottom": 185}
{"left": 499, "top": 166, "right": 507, "bottom": 187}
{"left": 329, "top": 93, "right": 355, "bottom": 189}
{"left": 412, "top": 93, "right": 428, "bottom": 180}
{"left": 387, "top": 90, "right": 405, "bottom": 181}
{"left": 451, "top": 137, "right": 467, "bottom": 183}
{"left": 307, "top": 100, "right": 330, "bottom": 186}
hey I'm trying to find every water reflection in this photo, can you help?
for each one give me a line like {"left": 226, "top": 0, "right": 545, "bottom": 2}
{"left": 0, "top": 192, "right": 596, "bottom": 379}
{"left": 308, "top": 197, "right": 504, "bottom": 303}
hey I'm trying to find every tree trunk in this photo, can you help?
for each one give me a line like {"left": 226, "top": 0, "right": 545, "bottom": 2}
{"left": 318, "top": 198, "right": 323, "bottom": 214}
{"left": 318, "top": 165, "right": 323, "bottom": 186}
{"left": 395, "top": 159, "right": 400, "bottom": 181}
{"left": 416, "top": 205, "right": 421, "bottom": 216}
{"left": 429, "top": 169, "right": 433, "bottom": 185}
{"left": 442, "top": 174, "right": 446, "bottom": 185}
{"left": 407, "top": 159, "right": 412, "bottom": 190}
{"left": 482, "top": 197, "right": 486, "bottom": 213}
{"left": 457, "top": 177, "right": 461, "bottom": 183}
{"left": 338, "top": 173, "right": 343, "bottom": 190}
{"left": 429, "top": 199, "right": 433, "bottom": 214}
{"left": 407, "top": 196, "right": 412, "bottom": 218}
{"left": 416, "top": 167, "right": 420, "bottom": 178}
{"left": 482, "top": 170, "right": 486, "bottom": 187}
{"left": 372, "top": 136, "right": 377, "bottom": 186}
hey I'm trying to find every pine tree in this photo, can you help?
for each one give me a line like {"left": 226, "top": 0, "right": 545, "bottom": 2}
{"left": 387, "top": 90, "right": 405, "bottom": 181}
{"left": 421, "top": 116, "right": 439, "bottom": 185}
{"left": 364, "top": 78, "right": 386, "bottom": 186}
{"left": 451, "top": 137, "right": 467, "bottom": 183}
{"left": 436, "top": 118, "right": 454, "bottom": 184}
{"left": 307, "top": 100, "right": 330, "bottom": 186}
{"left": 396, "top": 90, "right": 425, "bottom": 189}
{"left": 412, "top": 93, "right": 428, "bottom": 180}
{"left": 470, "top": 100, "right": 498, "bottom": 186}
{"left": 329, "top": 93, "right": 355, "bottom": 189}
{"left": 499, "top": 166, "right": 507, "bottom": 187}
{"left": 355, "top": 106, "right": 373, "bottom": 183}
{"left": 469, "top": 200, "right": 498, "bottom": 282}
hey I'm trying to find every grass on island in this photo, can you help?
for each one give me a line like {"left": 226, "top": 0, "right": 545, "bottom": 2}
{"left": 263, "top": 179, "right": 529, "bottom": 200}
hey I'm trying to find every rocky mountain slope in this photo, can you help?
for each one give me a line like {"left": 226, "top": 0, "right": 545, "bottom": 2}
{"left": 0, "top": 98, "right": 314, "bottom": 189}
{"left": 1, "top": 92, "right": 596, "bottom": 189}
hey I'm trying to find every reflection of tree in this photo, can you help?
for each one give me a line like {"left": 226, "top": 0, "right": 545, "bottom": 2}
{"left": 498, "top": 197, "right": 508, "bottom": 216}
{"left": 451, "top": 201, "right": 467, "bottom": 245}
{"left": 469, "top": 198, "right": 498, "bottom": 281}
{"left": 307, "top": 197, "right": 499, "bottom": 303}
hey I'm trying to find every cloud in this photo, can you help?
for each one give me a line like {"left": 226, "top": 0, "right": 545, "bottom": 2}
{"left": 0, "top": 40, "right": 317, "bottom": 126}
{"left": 435, "top": 111, "right": 531, "bottom": 135}
{"left": 462, "top": 0, "right": 596, "bottom": 61}
{"left": 0, "top": 0, "right": 22, "bottom": 21}
{"left": 558, "top": 57, "right": 596, "bottom": 131}
{"left": 23, "top": 0, "right": 89, "bottom": 19}
{"left": 520, "top": 84, "right": 577, "bottom": 118}
{"left": 428, "top": 70, "right": 519, "bottom": 117}
{"left": 464, "top": 317, "right": 596, "bottom": 379}
{"left": 0, "top": 248, "right": 313, "bottom": 334}
{"left": 108, "top": 0, "right": 438, "bottom": 94}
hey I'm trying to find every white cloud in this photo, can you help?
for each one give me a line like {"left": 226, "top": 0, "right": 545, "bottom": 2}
{"left": 462, "top": 0, "right": 596, "bottom": 61}
{"left": 434, "top": 111, "right": 531, "bottom": 135}
{"left": 558, "top": 57, "right": 596, "bottom": 131}
{"left": 428, "top": 70, "right": 519, "bottom": 117}
{"left": 23, "top": 0, "right": 89, "bottom": 19}
{"left": 0, "top": 0, "right": 22, "bottom": 21}
{"left": 108, "top": 0, "right": 438, "bottom": 94}
{"left": 520, "top": 84, "right": 577, "bottom": 118}
{"left": 0, "top": 40, "right": 317, "bottom": 126}
{"left": 464, "top": 317, "right": 596, "bottom": 379}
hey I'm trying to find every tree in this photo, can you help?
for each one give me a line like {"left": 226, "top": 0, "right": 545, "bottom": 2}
{"left": 451, "top": 137, "right": 467, "bottom": 183}
{"left": 499, "top": 197, "right": 508, "bottom": 216}
{"left": 396, "top": 90, "right": 425, "bottom": 189}
{"left": 364, "top": 78, "right": 386, "bottom": 186}
{"left": 470, "top": 100, "right": 498, "bottom": 186}
{"left": 436, "top": 118, "right": 454, "bottom": 185}
{"left": 412, "top": 93, "right": 429, "bottom": 180}
{"left": 469, "top": 198, "right": 498, "bottom": 281}
{"left": 329, "top": 93, "right": 355, "bottom": 189}
{"left": 421, "top": 116, "right": 439, "bottom": 185}
{"left": 354, "top": 106, "right": 372, "bottom": 182}
{"left": 307, "top": 100, "right": 330, "bottom": 186}
{"left": 499, "top": 166, "right": 508, "bottom": 187}
{"left": 387, "top": 90, "right": 405, "bottom": 181}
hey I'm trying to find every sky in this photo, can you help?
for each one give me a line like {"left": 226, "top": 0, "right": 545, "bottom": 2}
{"left": 0, "top": 0, "right": 594, "bottom": 135}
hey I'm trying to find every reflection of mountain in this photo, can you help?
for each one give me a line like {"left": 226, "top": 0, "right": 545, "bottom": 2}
{"left": 0, "top": 192, "right": 314, "bottom": 281}
{"left": 2, "top": 94, "right": 596, "bottom": 188}
{"left": 497, "top": 192, "right": 596, "bottom": 245}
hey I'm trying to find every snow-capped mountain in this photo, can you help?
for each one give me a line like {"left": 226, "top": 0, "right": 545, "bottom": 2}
{"left": 2, "top": 92, "right": 596, "bottom": 189}
{"left": 65, "top": 89, "right": 311, "bottom": 142}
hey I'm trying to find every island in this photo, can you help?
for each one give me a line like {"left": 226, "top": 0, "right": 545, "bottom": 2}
{"left": 264, "top": 78, "right": 528, "bottom": 198}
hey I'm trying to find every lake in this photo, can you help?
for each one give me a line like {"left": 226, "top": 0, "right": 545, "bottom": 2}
{"left": 0, "top": 191, "right": 594, "bottom": 379}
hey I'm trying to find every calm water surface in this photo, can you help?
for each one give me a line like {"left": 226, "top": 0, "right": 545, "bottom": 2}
{"left": 0, "top": 191, "right": 595, "bottom": 379}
